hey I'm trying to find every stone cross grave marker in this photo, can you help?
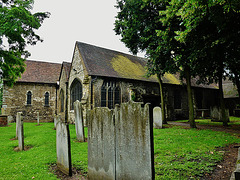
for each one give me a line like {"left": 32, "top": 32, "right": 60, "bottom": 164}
{"left": 153, "top": 106, "right": 163, "bottom": 129}
{"left": 37, "top": 112, "right": 40, "bottom": 125}
{"left": 74, "top": 100, "right": 85, "bottom": 142}
{"left": 56, "top": 115, "right": 72, "bottom": 176}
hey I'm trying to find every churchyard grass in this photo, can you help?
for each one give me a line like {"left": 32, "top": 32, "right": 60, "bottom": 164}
{"left": 0, "top": 122, "right": 239, "bottom": 179}
{"left": 177, "top": 116, "right": 240, "bottom": 126}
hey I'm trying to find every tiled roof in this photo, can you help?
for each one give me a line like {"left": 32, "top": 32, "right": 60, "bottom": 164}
{"left": 76, "top": 41, "right": 218, "bottom": 89}
{"left": 17, "top": 60, "right": 62, "bottom": 84}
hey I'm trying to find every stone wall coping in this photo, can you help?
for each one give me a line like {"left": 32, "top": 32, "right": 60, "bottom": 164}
{"left": 230, "top": 147, "right": 240, "bottom": 180}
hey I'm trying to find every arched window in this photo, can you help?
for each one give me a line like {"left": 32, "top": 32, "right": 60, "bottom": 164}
{"left": 101, "top": 83, "right": 107, "bottom": 107}
{"left": 27, "top": 91, "right": 32, "bottom": 105}
{"left": 45, "top": 92, "right": 50, "bottom": 106}
{"left": 70, "top": 79, "right": 82, "bottom": 110}
{"left": 114, "top": 86, "right": 121, "bottom": 105}
{"left": 60, "top": 89, "right": 64, "bottom": 112}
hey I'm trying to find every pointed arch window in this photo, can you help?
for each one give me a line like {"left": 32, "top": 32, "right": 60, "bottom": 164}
{"left": 45, "top": 92, "right": 50, "bottom": 106}
{"left": 70, "top": 79, "right": 82, "bottom": 110}
{"left": 27, "top": 91, "right": 32, "bottom": 105}
{"left": 108, "top": 86, "right": 114, "bottom": 109}
{"left": 60, "top": 89, "right": 64, "bottom": 112}
{"left": 114, "top": 86, "right": 121, "bottom": 105}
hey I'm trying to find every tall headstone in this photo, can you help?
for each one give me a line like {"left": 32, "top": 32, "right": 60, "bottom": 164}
{"left": 17, "top": 113, "right": 24, "bottom": 151}
{"left": 37, "top": 112, "right": 40, "bottom": 125}
{"left": 56, "top": 116, "right": 72, "bottom": 176}
{"left": 88, "top": 101, "right": 154, "bottom": 180}
{"left": 16, "top": 112, "right": 22, "bottom": 139}
{"left": 153, "top": 106, "right": 163, "bottom": 129}
{"left": 74, "top": 100, "right": 85, "bottom": 142}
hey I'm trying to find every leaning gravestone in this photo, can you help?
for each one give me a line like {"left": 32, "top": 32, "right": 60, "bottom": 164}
{"left": 74, "top": 100, "right": 85, "bottom": 142}
{"left": 56, "top": 115, "right": 72, "bottom": 176}
{"left": 17, "top": 112, "right": 24, "bottom": 151}
{"left": 153, "top": 106, "right": 163, "bottom": 129}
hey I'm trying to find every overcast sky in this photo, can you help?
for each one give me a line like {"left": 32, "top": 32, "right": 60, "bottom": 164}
{"left": 26, "top": 0, "right": 145, "bottom": 64}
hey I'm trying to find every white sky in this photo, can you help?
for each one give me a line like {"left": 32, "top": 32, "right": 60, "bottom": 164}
{"left": 26, "top": 0, "right": 145, "bottom": 64}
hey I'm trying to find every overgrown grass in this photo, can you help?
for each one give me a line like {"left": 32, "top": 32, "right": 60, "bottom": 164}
{"left": 0, "top": 122, "right": 239, "bottom": 179}
{"left": 176, "top": 116, "right": 240, "bottom": 126}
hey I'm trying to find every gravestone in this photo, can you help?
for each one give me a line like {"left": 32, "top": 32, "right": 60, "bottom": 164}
{"left": 54, "top": 115, "right": 57, "bottom": 129}
{"left": 88, "top": 101, "right": 154, "bottom": 180}
{"left": 74, "top": 100, "right": 85, "bottom": 142}
{"left": 211, "top": 106, "right": 229, "bottom": 122}
{"left": 16, "top": 112, "right": 22, "bottom": 139}
{"left": 56, "top": 115, "right": 72, "bottom": 176}
{"left": 17, "top": 113, "right": 24, "bottom": 151}
{"left": 0, "top": 115, "right": 8, "bottom": 127}
{"left": 37, "top": 112, "right": 40, "bottom": 125}
{"left": 153, "top": 106, "right": 163, "bottom": 129}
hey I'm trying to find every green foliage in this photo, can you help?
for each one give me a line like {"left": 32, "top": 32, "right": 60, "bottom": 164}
{"left": 0, "top": 0, "right": 49, "bottom": 86}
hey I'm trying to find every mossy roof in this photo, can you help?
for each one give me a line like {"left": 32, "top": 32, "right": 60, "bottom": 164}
{"left": 76, "top": 41, "right": 217, "bottom": 89}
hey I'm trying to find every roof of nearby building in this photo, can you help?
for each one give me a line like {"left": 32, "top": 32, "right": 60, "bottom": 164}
{"left": 223, "top": 79, "right": 239, "bottom": 98}
{"left": 76, "top": 41, "right": 217, "bottom": 89}
{"left": 17, "top": 60, "right": 62, "bottom": 84}
{"left": 59, "top": 61, "right": 71, "bottom": 81}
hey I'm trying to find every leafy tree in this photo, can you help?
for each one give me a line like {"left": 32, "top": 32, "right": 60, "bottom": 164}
{"left": 0, "top": 0, "right": 49, "bottom": 86}
{"left": 171, "top": 0, "right": 240, "bottom": 126}
{"left": 114, "top": 0, "right": 177, "bottom": 124}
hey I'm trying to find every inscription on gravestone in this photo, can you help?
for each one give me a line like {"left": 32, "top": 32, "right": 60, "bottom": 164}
{"left": 74, "top": 100, "right": 85, "bottom": 142}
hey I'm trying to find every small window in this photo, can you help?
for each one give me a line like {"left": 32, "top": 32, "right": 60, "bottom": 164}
{"left": 60, "top": 90, "right": 64, "bottom": 112}
{"left": 45, "top": 92, "right": 49, "bottom": 106}
{"left": 27, "top": 91, "right": 32, "bottom": 105}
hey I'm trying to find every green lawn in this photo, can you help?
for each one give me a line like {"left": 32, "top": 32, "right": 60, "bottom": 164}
{"left": 0, "top": 122, "right": 239, "bottom": 179}
{"left": 176, "top": 116, "right": 240, "bottom": 126}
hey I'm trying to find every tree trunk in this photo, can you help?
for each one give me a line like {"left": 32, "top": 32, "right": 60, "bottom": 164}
{"left": 185, "top": 67, "right": 196, "bottom": 128}
{"left": 218, "top": 73, "right": 228, "bottom": 126}
{"left": 233, "top": 72, "right": 240, "bottom": 102}
{"left": 157, "top": 73, "right": 167, "bottom": 124}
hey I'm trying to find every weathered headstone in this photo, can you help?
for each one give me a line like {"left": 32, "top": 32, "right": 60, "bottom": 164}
{"left": 211, "top": 106, "right": 229, "bottom": 122}
{"left": 88, "top": 101, "right": 154, "bottom": 180}
{"left": 74, "top": 100, "right": 85, "bottom": 142}
{"left": 88, "top": 107, "right": 115, "bottom": 180}
{"left": 153, "top": 106, "right": 163, "bottom": 129}
{"left": 16, "top": 112, "right": 22, "bottom": 139}
{"left": 17, "top": 113, "right": 24, "bottom": 151}
{"left": 37, "top": 112, "right": 40, "bottom": 125}
{"left": 56, "top": 115, "right": 72, "bottom": 176}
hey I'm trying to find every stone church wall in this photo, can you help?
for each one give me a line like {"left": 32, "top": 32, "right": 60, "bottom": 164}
{"left": 2, "top": 82, "right": 57, "bottom": 122}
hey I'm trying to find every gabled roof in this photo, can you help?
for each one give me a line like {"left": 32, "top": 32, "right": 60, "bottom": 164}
{"left": 59, "top": 61, "right": 71, "bottom": 82}
{"left": 17, "top": 60, "right": 62, "bottom": 84}
{"left": 76, "top": 41, "right": 217, "bottom": 89}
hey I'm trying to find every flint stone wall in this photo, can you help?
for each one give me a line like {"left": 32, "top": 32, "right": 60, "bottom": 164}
{"left": 88, "top": 101, "right": 154, "bottom": 180}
